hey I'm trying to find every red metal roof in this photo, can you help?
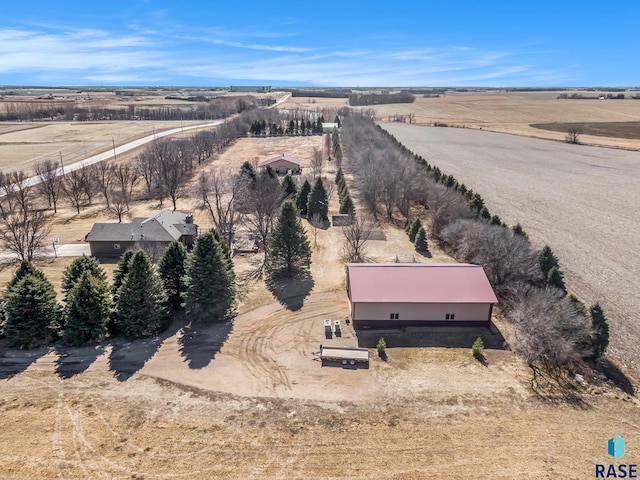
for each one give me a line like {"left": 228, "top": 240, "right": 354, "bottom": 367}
{"left": 258, "top": 154, "right": 302, "bottom": 167}
{"left": 347, "top": 263, "right": 498, "bottom": 304}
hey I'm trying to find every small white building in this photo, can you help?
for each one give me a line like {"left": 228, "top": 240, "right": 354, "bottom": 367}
{"left": 346, "top": 263, "right": 498, "bottom": 329}
{"left": 321, "top": 122, "right": 339, "bottom": 134}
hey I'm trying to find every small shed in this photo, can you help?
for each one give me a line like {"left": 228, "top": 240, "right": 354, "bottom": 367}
{"left": 321, "top": 122, "right": 339, "bottom": 133}
{"left": 258, "top": 154, "right": 302, "bottom": 174}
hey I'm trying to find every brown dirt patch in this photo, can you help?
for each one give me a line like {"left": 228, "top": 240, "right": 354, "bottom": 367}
{"left": 531, "top": 121, "right": 640, "bottom": 140}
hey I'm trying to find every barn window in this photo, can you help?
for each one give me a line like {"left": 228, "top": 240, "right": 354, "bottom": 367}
{"left": 113, "top": 244, "right": 121, "bottom": 250}
{"left": 445, "top": 313, "right": 455, "bottom": 320}
{"left": 390, "top": 313, "right": 399, "bottom": 320}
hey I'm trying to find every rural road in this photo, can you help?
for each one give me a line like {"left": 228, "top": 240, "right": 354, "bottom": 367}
{"left": 23, "top": 120, "right": 226, "bottom": 188}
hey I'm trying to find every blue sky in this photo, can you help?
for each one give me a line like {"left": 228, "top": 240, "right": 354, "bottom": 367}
{"left": 0, "top": 0, "right": 638, "bottom": 87}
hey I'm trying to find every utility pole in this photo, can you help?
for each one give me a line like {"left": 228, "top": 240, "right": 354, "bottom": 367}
{"left": 112, "top": 137, "right": 117, "bottom": 161}
{"left": 59, "top": 151, "right": 65, "bottom": 174}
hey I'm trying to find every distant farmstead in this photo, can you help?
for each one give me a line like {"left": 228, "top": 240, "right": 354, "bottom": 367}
{"left": 258, "top": 154, "right": 302, "bottom": 174}
{"left": 85, "top": 210, "right": 198, "bottom": 256}
{"left": 346, "top": 263, "right": 498, "bottom": 328}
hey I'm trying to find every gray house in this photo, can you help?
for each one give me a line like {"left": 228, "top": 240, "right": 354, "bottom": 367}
{"left": 85, "top": 211, "right": 198, "bottom": 256}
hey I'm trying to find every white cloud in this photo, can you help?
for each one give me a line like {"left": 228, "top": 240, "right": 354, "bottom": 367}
{"left": 0, "top": 24, "right": 564, "bottom": 86}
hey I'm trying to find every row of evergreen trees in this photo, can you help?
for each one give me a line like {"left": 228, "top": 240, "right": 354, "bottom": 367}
{"left": 296, "top": 177, "right": 329, "bottom": 222}
{"left": 335, "top": 168, "right": 355, "bottom": 216}
{"left": 406, "top": 218, "right": 429, "bottom": 253}
{"left": 0, "top": 231, "right": 234, "bottom": 348}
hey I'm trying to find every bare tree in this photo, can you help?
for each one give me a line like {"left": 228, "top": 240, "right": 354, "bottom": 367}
{"left": 107, "top": 187, "right": 129, "bottom": 223}
{"left": 94, "top": 161, "right": 114, "bottom": 209}
{"left": 63, "top": 169, "right": 86, "bottom": 214}
{"left": 34, "top": 160, "right": 63, "bottom": 212}
{"left": 135, "top": 149, "right": 157, "bottom": 195}
{"left": 310, "top": 147, "right": 323, "bottom": 179}
{"left": 566, "top": 127, "right": 582, "bottom": 144}
{"left": 197, "top": 167, "right": 244, "bottom": 247}
{"left": 155, "top": 141, "right": 189, "bottom": 210}
{"left": 112, "top": 164, "right": 139, "bottom": 210}
{"left": 341, "top": 215, "right": 375, "bottom": 263}
{"left": 0, "top": 173, "right": 50, "bottom": 261}
{"left": 309, "top": 213, "right": 324, "bottom": 248}
{"left": 241, "top": 174, "right": 285, "bottom": 260}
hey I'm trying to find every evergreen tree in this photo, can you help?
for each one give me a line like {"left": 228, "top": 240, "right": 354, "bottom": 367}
{"left": 158, "top": 241, "right": 188, "bottom": 311}
{"left": 112, "top": 250, "right": 134, "bottom": 298}
{"left": 185, "top": 232, "right": 235, "bottom": 323}
{"left": 512, "top": 223, "right": 528, "bottom": 238}
{"left": 479, "top": 206, "right": 491, "bottom": 220}
{"left": 211, "top": 229, "right": 235, "bottom": 282}
{"left": 414, "top": 227, "right": 429, "bottom": 252}
{"left": 490, "top": 215, "right": 502, "bottom": 226}
{"left": 261, "top": 165, "right": 277, "bottom": 180}
{"left": 281, "top": 175, "right": 297, "bottom": 198}
{"left": 240, "top": 161, "right": 257, "bottom": 182}
{"left": 5, "top": 260, "right": 47, "bottom": 293}
{"left": 538, "top": 245, "right": 559, "bottom": 278}
{"left": 408, "top": 218, "right": 423, "bottom": 243}
{"left": 63, "top": 271, "right": 112, "bottom": 346}
{"left": 334, "top": 115, "right": 341, "bottom": 128}
{"left": 3, "top": 273, "right": 60, "bottom": 348}
{"left": 61, "top": 255, "right": 108, "bottom": 302}
{"left": 589, "top": 303, "right": 609, "bottom": 361}
{"left": 335, "top": 167, "right": 344, "bottom": 185}
{"left": 296, "top": 179, "right": 312, "bottom": 216}
{"left": 339, "top": 193, "right": 355, "bottom": 216}
{"left": 115, "top": 250, "right": 167, "bottom": 339}
{"left": 547, "top": 266, "right": 567, "bottom": 294}
{"left": 307, "top": 177, "right": 329, "bottom": 222}
{"left": 266, "top": 201, "right": 312, "bottom": 278}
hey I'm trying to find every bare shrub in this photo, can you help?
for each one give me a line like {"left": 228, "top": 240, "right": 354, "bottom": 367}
{"left": 341, "top": 215, "right": 375, "bottom": 263}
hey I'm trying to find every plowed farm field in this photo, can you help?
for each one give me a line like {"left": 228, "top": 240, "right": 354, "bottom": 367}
{"left": 381, "top": 122, "right": 640, "bottom": 381}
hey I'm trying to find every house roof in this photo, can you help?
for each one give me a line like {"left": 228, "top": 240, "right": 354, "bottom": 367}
{"left": 85, "top": 210, "right": 197, "bottom": 243}
{"left": 258, "top": 154, "right": 302, "bottom": 167}
{"left": 346, "top": 263, "right": 498, "bottom": 304}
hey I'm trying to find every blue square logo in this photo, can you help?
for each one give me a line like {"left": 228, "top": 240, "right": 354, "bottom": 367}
{"left": 608, "top": 435, "right": 625, "bottom": 459}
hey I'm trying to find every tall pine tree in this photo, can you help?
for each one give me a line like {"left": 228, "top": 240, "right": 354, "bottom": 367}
{"left": 537, "top": 245, "right": 559, "bottom": 278}
{"left": 281, "top": 175, "right": 297, "bottom": 198}
{"left": 158, "top": 241, "right": 188, "bottom": 311}
{"left": 296, "top": 179, "right": 312, "bottom": 216}
{"left": 63, "top": 271, "right": 112, "bottom": 346}
{"left": 266, "top": 201, "right": 312, "bottom": 278}
{"left": 185, "top": 232, "right": 235, "bottom": 323}
{"left": 115, "top": 250, "right": 167, "bottom": 339}
{"left": 3, "top": 273, "right": 60, "bottom": 348}
{"left": 307, "top": 177, "right": 328, "bottom": 222}
{"left": 414, "top": 227, "right": 429, "bottom": 253}
{"left": 408, "top": 218, "right": 423, "bottom": 243}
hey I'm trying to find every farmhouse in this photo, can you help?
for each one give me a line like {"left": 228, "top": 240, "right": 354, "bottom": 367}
{"left": 85, "top": 210, "right": 198, "bottom": 256}
{"left": 258, "top": 153, "right": 302, "bottom": 174}
{"left": 346, "top": 263, "right": 498, "bottom": 328}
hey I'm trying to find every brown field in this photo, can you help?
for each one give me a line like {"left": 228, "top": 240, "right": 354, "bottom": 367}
{"left": 2, "top": 98, "right": 640, "bottom": 478}
{"left": 281, "top": 90, "right": 640, "bottom": 150}
{"left": 381, "top": 122, "right": 640, "bottom": 381}
{"left": 532, "top": 121, "right": 640, "bottom": 140}
{"left": 0, "top": 120, "right": 204, "bottom": 172}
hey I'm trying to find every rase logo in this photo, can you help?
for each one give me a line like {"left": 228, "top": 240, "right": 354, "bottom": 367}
{"left": 596, "top": 435, "right": 637, "bottom": 478}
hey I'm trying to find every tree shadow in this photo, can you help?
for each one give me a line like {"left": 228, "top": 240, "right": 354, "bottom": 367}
{"left": 108, "top": 320, "right": 182, "bottom": 381}
{"left": 600, "top": 359, "right": 635, "bottom": 396}
{"left": 415, "top": 249, "right": 432, "bottom": 258}
{"left": 265, "top": 270, "right": 314, "bottom": 311}
{"left": 529, "top": 365, "right": 590, "bottom": 409}
{"left": 178, "top": 319, "right": 234, "bottom": 369}
{"left": 0, "top": 346, "right": 48, "bottom": 379}
{"left": 54, "top": 344, "right": 105, "bottom": 379}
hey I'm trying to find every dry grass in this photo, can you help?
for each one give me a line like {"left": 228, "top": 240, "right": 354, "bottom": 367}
{"left": 2, "top": 108, "right": 640, "bottom": 478}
